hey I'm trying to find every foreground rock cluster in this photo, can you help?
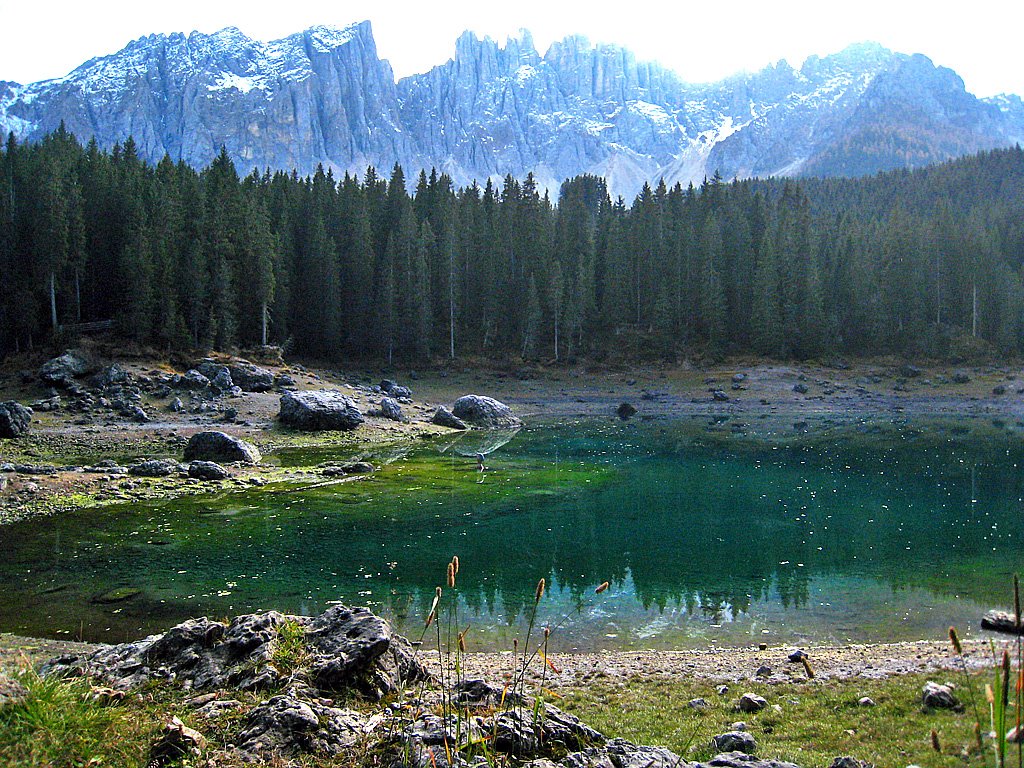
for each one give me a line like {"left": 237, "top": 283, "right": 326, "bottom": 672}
{"left": 33, "top": 605, "right": 833, "bottom": 768}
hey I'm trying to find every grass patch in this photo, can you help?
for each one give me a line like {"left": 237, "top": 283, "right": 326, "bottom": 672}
{"left": 559, "top": 672, "right": 996, "bottom": 768}
{"left": 0, "top": 670, "right": 155, "bottom": 767}
{"left": 271, "top": 618, "right": 308, "bottom": 676}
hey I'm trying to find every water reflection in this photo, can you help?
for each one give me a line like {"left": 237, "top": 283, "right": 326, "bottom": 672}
{"left": 1, "top": 415, "right": 1022, "bottom": 648}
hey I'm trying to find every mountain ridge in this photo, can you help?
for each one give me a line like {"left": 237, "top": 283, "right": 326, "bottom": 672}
{"left": 2, "top": 22, "right": 1021, "bottom": 197}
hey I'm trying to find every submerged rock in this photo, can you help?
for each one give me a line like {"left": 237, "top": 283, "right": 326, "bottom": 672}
{"left": 0, "top": 401, "right": 32, "bottom": 438}
{"left": 183, "top": 431, "right": 261, "bottom": 465}
{"left": 278, "top": 390, "right": 365, "bottom": 431}
{"left": 451, "top": 394, "right": 522, "bottom": 428}
{"left": 616, "top": 402, "right": 637, "bottom": 420}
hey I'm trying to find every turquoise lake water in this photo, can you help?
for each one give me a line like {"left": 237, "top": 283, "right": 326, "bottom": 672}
{"left": 2, "top": 415, "right": 1022, "bottom": 651}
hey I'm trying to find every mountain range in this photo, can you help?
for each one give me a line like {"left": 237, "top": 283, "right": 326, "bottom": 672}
{"left": 2, "top": 21, "right": 1022, "bottom": 198}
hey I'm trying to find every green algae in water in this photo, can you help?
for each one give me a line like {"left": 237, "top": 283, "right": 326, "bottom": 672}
{"left": 2, "top": 416, "right": 1023, "bottom": 650}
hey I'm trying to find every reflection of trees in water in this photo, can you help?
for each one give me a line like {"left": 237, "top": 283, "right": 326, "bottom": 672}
{"left": 5, "top": 417, "right": 1024, "bottom": 640}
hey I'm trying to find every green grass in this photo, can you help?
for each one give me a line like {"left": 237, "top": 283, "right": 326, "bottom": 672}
{"left": 558, "top": 672, "right": 1000, "bottom": 768}
{"left": 271, "top": 618, "right": 309, "bottom": 676}
{"left": 0, "top": 670, "right": 156, "bottom": 767}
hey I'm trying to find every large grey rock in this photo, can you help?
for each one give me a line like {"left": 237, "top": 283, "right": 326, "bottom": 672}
{"left": 379, "top": 396, "right": 404, "bottom": 422}
{"left": 39, "top": 350, "right": 96, "bottom": 385}
{"left": 278, "top": 390, "right": 364, "bottom": 431}
{"left": 228, "top": 362, "right": 275, "bottom": 392}
{"left": 561, "top": 739, "right": 681, "bottom": 768}
{"left": 695, "top": 753, "right": 803, "bottom": 768}
{"left": 183, "top": 431, "right": 261, "bottom": 465}
{"left": 236, "top": 693, "right": 365, "bottom": 756}
{"left": 128, "top": 458, "right": 183, "bottom": 477}
{"left": 0, "top": 401, "right": 32, "bottom": 438}
{"left": 451, "top": 395, "right": 522, "bottom": 429}
{"left": 305, "top": 605, "right": 428, "bottom": 699}
{"left": 432, "top": 406, "right": 467, "bottom": 430}
{"left": 41, "top": 605, "right": 428, "bottom": 699}
{"left": 188, "top": 461, "right": 230, "bottom": 481}
{"left": 179, "top": 369, "right": 211, "bottom": 390}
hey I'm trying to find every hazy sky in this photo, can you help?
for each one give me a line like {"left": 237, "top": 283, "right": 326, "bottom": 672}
{"left": 1, "top": 1, "right": 1020, "bottom": 97}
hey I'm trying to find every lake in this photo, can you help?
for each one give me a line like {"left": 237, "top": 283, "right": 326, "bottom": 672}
{"left": 2, "top": 414, "right": 1022, "bottom": 651}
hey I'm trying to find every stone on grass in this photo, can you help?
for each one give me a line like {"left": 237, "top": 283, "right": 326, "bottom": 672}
{"left": 617, "top": 402, "right": 637, "bottom": 419}
{"left": 830, "top": 757, "right": 873, "bottom": 768}
{"left": 39, "top": 350, "right": 96, "bottom": 385}
{"left": 236, "top": 693, "right": 365, "bottom": 757}
{"left": 278, "top": 390, "right": 364, "bottom": 431}
{"left": 713, "top": 731, "right": 757, "bottom": 754}
{"left": 922, "top": 681, "right": 961, "bottom": 710}
{"left": 183, "top": 431, "right": 261, "bottom": 465}
{"left": 738, "top": 692, "right": 768, "bottom": 713}
{"left": 451, "top": 394, "right": 522, "bottom": 428}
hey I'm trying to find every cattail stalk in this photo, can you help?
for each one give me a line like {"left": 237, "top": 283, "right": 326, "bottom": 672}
{"left": 949, "top": 626, "right": 983, "bottom": 734}
{"left": 800, "top": 656, "right": 815, "bottom": 679}
{"left": 596, "top": 581, "right": 610, "bottom": 594}
{"left": 931, "top": 729, "right": 942, "bottom": 753}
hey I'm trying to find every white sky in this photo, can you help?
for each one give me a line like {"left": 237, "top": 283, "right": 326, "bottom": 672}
{"left": 0, "top": 1, "right": 1020, "bottom": 97}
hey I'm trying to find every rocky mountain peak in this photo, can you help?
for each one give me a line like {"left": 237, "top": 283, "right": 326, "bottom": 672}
{"left": 1, "top": 25, "right": 1021, "bottom": 197}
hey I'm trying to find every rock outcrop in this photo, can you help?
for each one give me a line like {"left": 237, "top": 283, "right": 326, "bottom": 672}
{"left": 278, "top": 390, "right": 364, "bottom": 431}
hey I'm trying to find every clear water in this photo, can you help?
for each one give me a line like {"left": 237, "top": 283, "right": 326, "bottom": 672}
{"left": 2, "top": 415, "right": 1023, "bottom": 651}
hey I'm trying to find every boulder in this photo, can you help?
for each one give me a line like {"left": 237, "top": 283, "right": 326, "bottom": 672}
{"left": 305, "top": 605, "right": 428, "bottom": 699}
{"left": 560, "top": 739, "right": 681, "bottom": 768}
{"left": 714, "top": 732, "right": 757, "bottom": 754}
{"left": 183, "top": 431, "right": 261, "bottom": 465}
{"left": 128, "top": 459, "right": 183, "bottom": 477}
{"left": 179, "top": 370, "right": 211, "bottom": 390}
{"left": 713, "top": 390, "right": 730, "bottom": 402}
{"left": 922, "top": 681, "right": 962, "bottom": 710}
{"left": 694, "top": 753, "right": 802, "bottom": 768}
{"left": 39, "top": 349, "right": 96, "bottom": 385}
{"left": 278, "top": 390, "right": 364, "bottom": 431}
{"left": 617, "top": 402, "right": 637, "bottom": 420}
{"left": 381, "top": 379, "right": 412, "bottom": 399}
{"left": 188, "top": 461, "right": 230, "bottom": 481}
{"left": 451, "top": 395, "right": 522, "bottom": 428}
{"left": 952, "top": 371, "right": 971, "bottom": 384}
{"left": 738, "top": 693, "right": 768, "bottom": 713}
{"left": 0, "top": 401, "right": 32, "bottom": 438}
{"left": 228, "top": 362, "right": 275, "bottom": 392}
{"left": 431, "top": 406, "right": 467, "bottom": 430}
{"left": 91, "top": 364, "right": 130, "bottom": 389}
{"left": 379, "top": 397, "right": 404, "bottom": 422}
{"left": 236, "top": 693, "right": 365, "bottom": 757}
{"left": 981, "top": 610, "right": 1024, "bottom": 635}
{"left": 792, "top": 383, "right": 809, "bottom": 394}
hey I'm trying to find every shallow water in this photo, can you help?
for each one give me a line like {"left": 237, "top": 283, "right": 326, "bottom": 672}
{"left": 2, "top": 414, "right": 1023, "bottom": 651}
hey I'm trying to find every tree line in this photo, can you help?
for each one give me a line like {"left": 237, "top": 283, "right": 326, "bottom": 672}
{"left": 2, "top": 126, "right": 1023, "bottom": 363}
